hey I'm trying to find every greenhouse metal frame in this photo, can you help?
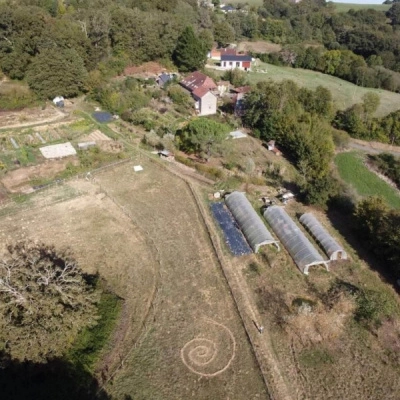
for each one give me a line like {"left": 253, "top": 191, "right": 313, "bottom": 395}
{"left": 225, "top": 192, "right": 280, "bottom": 253}
{"left": 263, "top": 206, "right": 329, "bottom": 275}
{"left": 299, "top": 213, "right": 347, "bottom": 261}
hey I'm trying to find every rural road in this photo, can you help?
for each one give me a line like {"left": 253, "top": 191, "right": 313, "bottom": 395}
{"left": 349, "top": 139, "right": 400, "bottom": 156}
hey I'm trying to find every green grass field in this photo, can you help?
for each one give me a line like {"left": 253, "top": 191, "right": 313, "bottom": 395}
{"left": 225, "top": 0, "right": 389, "bottom": 11}
{"left": 333, "top": 2, "right": 390, "bottom": 12}
{"left": 249, "top": 62, "right": 400, "bottom": 116}
{"left": 335, "top": 151, "right": 400, "bottom": 208}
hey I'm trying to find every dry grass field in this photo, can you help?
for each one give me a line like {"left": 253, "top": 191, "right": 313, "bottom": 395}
{"left": 0, "top": 180, "right": 159, "bottom": 376}
{"left": 93, "top": 159, "right": 268, "bottom": 400}
{"left": 240, "top": 202, "right": 400, "bottom": 400}
{"left": 0, "top": 160, "right": 268, "bottom": 399}
{"left": 2, "top": 140, "right": 400, "bottom": 400}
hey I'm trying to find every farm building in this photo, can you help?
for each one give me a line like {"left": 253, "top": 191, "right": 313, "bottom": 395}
{"left": 263, "top": 206, "right": 329, "bottom": 275}
{"left": 225, "top": 191, "right": 280, "bottom": 253}
{"left": 299, "top": 213, "right": 347, "bottom": 261}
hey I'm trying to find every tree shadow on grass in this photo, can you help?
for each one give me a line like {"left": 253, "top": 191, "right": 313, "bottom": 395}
{"left": 326, "top": 207, "right": 400, "bottom": 294}
{"left": 0, "top": 356, "right": 111, "bottom": 400}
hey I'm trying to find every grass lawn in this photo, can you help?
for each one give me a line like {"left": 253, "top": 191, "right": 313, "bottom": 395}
{"left": 249, "top": 62, "right": 400, "bottom": 116}
{"left": 335, "top": 151, "right": 400, "bottom": 209}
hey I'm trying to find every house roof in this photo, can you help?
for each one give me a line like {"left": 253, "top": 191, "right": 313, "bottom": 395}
{"left": 221, "top": 54, "right": 252, "bottom": 62}
{"left": 192, "top": 86, "right": 214, "bottom": 98}
{"left": 180, "top": 71, "right": 217, "bottom": 92}
{"left": 221, "top": 5, "right": 235, "bottom": 11}
{"left": 233, "top": 86, "right": 251, "bottom": 94}
{"left": 220, "top": 48, "right": 237, "bottom": 56}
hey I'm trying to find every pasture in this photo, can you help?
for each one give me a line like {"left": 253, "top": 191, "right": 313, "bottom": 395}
{"left": 333, "top": 2, "right": 390, "bottom": 12}
{"left": 249, "top": 62, "right": 400, "bottom": 116}
{"left": 335, "top": 151, "right": 400, "bottom": 208}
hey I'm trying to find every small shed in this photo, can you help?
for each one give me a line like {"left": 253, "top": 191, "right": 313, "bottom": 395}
{"left": 157, "top": 73, "right": 175, "bottom": 87}
{"left": 267, "top": 140, "right": 282, "bottom": 156}
{"left": 53, "top": 96, "right": 64, "bottom": 108}
{"left": 78, "top": 141, "right": 97, "bottom": 150}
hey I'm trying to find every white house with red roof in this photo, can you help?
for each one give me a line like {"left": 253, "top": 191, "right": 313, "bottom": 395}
{"left": 220, "top": 53, "right": 252, "bottom": 71}
{"left": 180, "top": 71, "right": 217, "bottom": 116}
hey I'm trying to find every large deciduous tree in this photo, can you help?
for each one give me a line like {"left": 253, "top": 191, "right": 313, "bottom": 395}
{"left": 0, "top": 241, "right": 99, "bottom": 363}
{"left": 177, "top": 118, "right": 230, "bottom": 160}
{"left": 173, "top": 26, "right": 207, "bottom": 72}
{"left": 26, "top": 48, "right": 88, "bottom": 99}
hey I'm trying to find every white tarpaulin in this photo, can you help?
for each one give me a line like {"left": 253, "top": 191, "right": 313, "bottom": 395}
{"left": 40, "top": 142, "right": 77, "bottom": 159}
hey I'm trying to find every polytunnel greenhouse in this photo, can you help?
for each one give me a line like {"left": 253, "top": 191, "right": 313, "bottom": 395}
{"left": 225, "top": 192, "right": 280, "bottom": 253}
{"left": 263, "top": 206, "right": 329, "bottom": 275}
{"left": 299, "top": 213, "right": 347, "bottom": 261}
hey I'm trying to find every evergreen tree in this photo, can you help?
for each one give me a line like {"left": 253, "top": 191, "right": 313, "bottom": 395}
{"left": 173, "top": 26, "right": 207, "bottom": 72}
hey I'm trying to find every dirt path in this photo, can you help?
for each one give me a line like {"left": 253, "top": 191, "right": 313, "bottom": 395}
{"left": 349, "top": 138, "right": 400, "bottom": 156}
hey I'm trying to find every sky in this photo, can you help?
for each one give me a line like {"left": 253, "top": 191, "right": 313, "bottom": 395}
{"left": 332, "top": 0, "right": 385, "bottom": 3}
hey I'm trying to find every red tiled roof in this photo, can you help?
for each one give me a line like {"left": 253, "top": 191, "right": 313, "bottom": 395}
{"left": 220, "top": 48, "right": 237, "bottom": 56}
{"left": 180, "top": 71, "right": 217, "bottom": 92}
{"left": 192, "top": 86, "right": 212, "bottom": 98}
{"left": 232, "top": 86, "right": 251, "bottom": 94}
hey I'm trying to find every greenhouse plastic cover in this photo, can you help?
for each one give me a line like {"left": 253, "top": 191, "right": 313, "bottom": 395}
{"left": 225, "top": 192, "right": 279, "bottom": 253}
{"left": 299, "top": 213, "right": 346, "bottom": 260}
{"left": 263, "top": 206, "right": 328, "bottom": 274}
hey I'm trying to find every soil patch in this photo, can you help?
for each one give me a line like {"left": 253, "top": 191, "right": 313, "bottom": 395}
{"left": 123, "top": 62, "right": 167, "bottom": 78}
{"left": 1, "top": 158, "right": 79, "bottom": 193}
{"left": 238, "top": 41, "right": 282, "bottom": 54}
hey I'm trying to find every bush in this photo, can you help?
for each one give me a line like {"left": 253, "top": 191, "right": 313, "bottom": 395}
{"left": 167, "top": 85, "right": 192, "bottom": 106}
{"left": 355, "top": 289, "right": 398, "bottom": 327}
{"left": 195, "top": 163, "right": 225, "bottom": 180}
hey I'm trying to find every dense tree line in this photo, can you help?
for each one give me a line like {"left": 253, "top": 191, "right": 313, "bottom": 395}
{"left": 354, "top": 197, "right": 400, "bottom": 277}
{"left": 242, "top": 80, "right": 337, "bottom": 206}
{"left": 0, "top": 0, "right": 208, "bottom": 98}
{"left": 2, "top": 0, "right": 400, "bottom": 98}
{"left": 218, "top": 1, "right": 400, "bottom": 91}
{"left": 335, "top": 97, "right": 400, "bottom": 145}
{"left": 260, "top": 46, "right": 400, "bottom": 92}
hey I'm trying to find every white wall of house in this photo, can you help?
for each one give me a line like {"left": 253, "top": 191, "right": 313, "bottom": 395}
{"left": 197, "top": 92, "right": 217, "bottom": 116}
{"left": 220, "top": 60, "right": 251, "bottom": 71}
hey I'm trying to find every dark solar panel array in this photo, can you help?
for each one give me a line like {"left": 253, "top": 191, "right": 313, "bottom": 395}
{"left": 211, "top": 202, "right": 252, "bottom": 256}
{"left": 92, "top": 111, "right": 113, "bottom": 123}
